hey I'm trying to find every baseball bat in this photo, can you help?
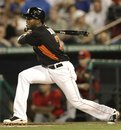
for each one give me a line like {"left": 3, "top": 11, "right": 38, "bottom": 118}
{"left": 24, "top": 27, "right": 89, "bottom": 36}
{"left": 54, "top": 30, "right": 89, "bottom": 36}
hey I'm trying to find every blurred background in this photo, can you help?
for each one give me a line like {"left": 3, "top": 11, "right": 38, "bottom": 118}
{"left": 0, "top": 0, "right": 121, "bottom": 122}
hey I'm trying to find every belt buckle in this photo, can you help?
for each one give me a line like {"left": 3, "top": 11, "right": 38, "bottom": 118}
{"left": 56, "top": 63, "right": 62, "bottom": 68}
{"left": 48, "top": 64, "right": 55, "bottom": 69}
{"left": 48, "top": 63, "right": 63, "bottom": 69}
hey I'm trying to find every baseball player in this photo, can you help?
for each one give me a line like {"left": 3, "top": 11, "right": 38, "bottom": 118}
{"left": 3, "top": 7, "right": 120, "bottom": 124}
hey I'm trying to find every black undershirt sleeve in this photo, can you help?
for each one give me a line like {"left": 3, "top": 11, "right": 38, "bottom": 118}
{"left": 18, "top": 31, "right": 41, "bottom": 46}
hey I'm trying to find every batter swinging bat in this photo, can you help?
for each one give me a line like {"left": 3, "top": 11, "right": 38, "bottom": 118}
{"left": 24, "top": 27, "right": 89, "bottom": 37}
{"left": 54, "top": 30, "right": 89, "bottom": 36}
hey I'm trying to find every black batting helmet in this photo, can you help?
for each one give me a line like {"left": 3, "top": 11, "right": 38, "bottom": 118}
{"left": 22, "top": 7, "right": 45, "bottom": 23}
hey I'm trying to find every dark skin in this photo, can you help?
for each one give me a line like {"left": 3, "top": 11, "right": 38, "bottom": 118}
{"left": 26, "top": 18, "right": 42, "bottom": 29}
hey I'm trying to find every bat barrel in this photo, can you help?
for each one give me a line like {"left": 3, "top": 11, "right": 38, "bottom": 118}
{"left": 54, "top": 30, "right": 89, "bottom": 36}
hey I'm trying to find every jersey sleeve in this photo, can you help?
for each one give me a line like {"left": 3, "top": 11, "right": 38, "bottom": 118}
{"left": 18, "top": 30, "right": 41, "bottom": 46}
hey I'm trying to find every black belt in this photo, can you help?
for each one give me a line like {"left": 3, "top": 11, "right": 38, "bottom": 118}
{"left": 43, "top": 63, "right": 63, "bottom": 69}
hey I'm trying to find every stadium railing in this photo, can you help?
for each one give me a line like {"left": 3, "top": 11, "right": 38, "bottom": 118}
{"left": 0, "top": 44, "right": 121, "bottom": 55}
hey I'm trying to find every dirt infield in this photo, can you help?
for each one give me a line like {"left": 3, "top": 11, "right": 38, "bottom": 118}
{"left": 0, "top": 122, "right": 67, "bottom": 126}
{"left": 0, "top": 122, "right": 121, "bottom": 130}
{"left": 0, "top": 122, "right": 69, "bottom": 128}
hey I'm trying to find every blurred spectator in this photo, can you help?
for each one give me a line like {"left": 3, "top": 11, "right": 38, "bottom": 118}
{"left": 96, "top": 31, "right": 111, "bottom": 45}
{"left": 46, "top": 6, "right": 68, "bottom": 42}
{"left": 107, "top": 0, "right": 121, "bottom": 22}
{"left": 56, "top": 0, "right": 75, "bottom": 20}
{"left": 101, "top": 0, "right": 112, "bottom": 14}
{"left": 46, "top": 0, "right": 75, "bottom": 7}
{"left": 0, "top": 5, "right": 21, "bottom": 47}
{"left": 75, "top": 0, "right": 91, "bottom": 13}
{"left": 0, "top": 0, "right": 5, "bottom": 8}
{"left": 0, "top": 7, "right": 7, "bottom": 26}
{"left": 71, "top": 10, "right": 94, "bottom": 44}
{"left": 5, "top": 18, "right": 17, "bottom": 41}
{"left": 31, "top": 84, "right": 66, "bottom": 122}
{"left": 15, "top": 13, "right": 26, "bottom": 35}
{"left": 21, "top": 0, "right": 51, "bottom": 15}
{"left": 66, "top": 4, "right": 78, "bottom": 27}
{"left": 4, "top": 14, "right": 21, "bottom": 47}
{"left": 6, "top": 0, "right": 25, "bottom": 15}
{"left": 106, "top": 0, "right": 121, "bottom": 37}
{"left": 46, "top": 6, "right": 68, "bottom": 30}
{"left": 45, "top": 0, "right": 63, "bottom": 7}
{"left": 0, "top": 24, "right": 12, "bottom": 47}
{"left": 85, "top": 0, "right": 107, "bottom": 31}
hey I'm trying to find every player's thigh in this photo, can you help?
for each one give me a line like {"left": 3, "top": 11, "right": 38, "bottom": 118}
{"left": 49, "top": 61, "right": 80, "bottom": 100}
{"left": 19, "top": 65, "right": 53, "bottom": 84}
{"left": 56, "top": 79, "right": 81, "bottom": 102}
{"left": 49, "top": 61, "right": 77, "bottom": 83}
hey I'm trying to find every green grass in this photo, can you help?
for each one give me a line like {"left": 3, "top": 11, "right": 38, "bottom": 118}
{"left": 0, "top": 122, "right": 121, "bottom": 130}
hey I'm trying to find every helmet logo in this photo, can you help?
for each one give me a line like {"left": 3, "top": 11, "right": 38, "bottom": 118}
{"left": 27, "top": 8, "right": 30, "bottom": 13}
{"left": 33, "top": 10, "right": 41, "bottom": 15}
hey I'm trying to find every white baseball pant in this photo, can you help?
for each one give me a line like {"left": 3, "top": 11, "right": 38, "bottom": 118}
{"left": 13, "top": 61, "right": 115, "bottom": 121}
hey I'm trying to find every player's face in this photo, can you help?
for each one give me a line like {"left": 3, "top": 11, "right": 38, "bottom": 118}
{"left": 26, "top": 18, "right": 40, "bottom": 28}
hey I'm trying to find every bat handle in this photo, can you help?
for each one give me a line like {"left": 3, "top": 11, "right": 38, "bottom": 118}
{"left": 59, "top": 31, "right": 66, "bottom": 34}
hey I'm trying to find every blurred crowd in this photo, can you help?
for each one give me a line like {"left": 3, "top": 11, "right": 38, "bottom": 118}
{"left": 0, "top": 0, "right": 121, "bottom": 47}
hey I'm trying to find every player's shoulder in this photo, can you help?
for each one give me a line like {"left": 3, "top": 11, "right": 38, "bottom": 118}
{"left": 32, "top": 25, "right": 47, "bottom": 38}
{"left": 45, "top": 25, "right": 56, "bottom": 35}
{"left": 35, "top": 25, "right": 55, "bottom": 35}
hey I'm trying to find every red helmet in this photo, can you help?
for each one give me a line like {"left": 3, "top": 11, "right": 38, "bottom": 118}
{"left": 78, "top": 50, "right": 91, "bottom": 59}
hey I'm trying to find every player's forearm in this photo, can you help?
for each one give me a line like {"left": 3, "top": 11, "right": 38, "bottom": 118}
{"left": 17, "top": 31, "right": 40, "bottom": 46}
{"left": 17, "top": 29, "right": 33, "bottom": 45}
{"left": 17, "top": 33, "right": 28, "bottom": 45}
